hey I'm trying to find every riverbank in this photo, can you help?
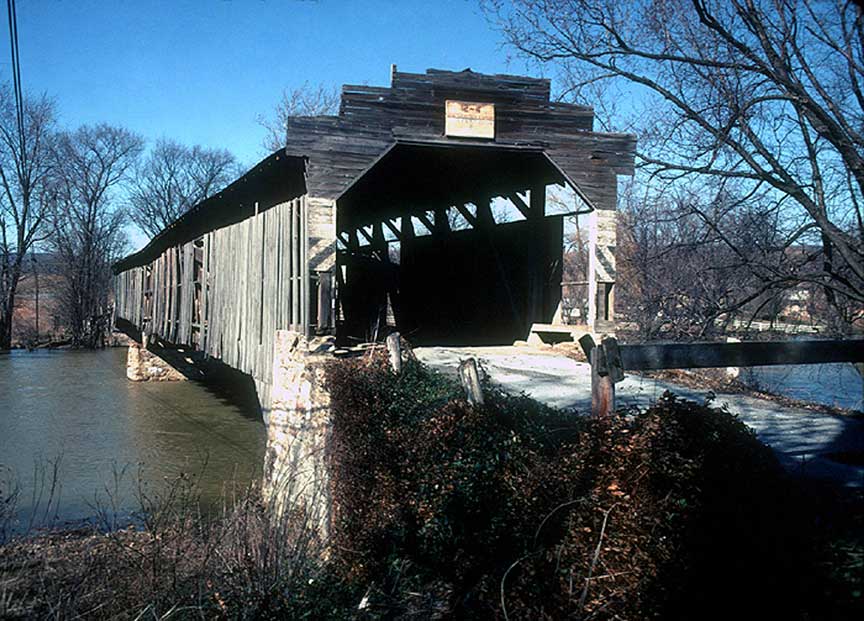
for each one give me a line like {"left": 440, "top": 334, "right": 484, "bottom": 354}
{"left": 637, "top": 366, "right": 864, "bottom": 419}
{"left": 0, "top": 488, "right": 345, "bottom": 619}
{"left": 0, "top": 330, "right": 133, "bottom": 353}
{"left": 2, "top": 352, "right": 862, "bottom": 619}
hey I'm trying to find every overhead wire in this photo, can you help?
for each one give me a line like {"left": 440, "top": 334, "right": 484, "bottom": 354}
{"left": 6, "top": 0, "right": 25, "bottom": 161}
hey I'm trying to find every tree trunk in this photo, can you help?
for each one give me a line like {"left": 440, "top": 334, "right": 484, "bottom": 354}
{"left": 0, "top": 264, "right": 22, "bottom": 350}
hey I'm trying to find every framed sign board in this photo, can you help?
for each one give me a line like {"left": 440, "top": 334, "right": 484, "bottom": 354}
{"left": 445, "top": 100, "right": 495, "bottom": 139}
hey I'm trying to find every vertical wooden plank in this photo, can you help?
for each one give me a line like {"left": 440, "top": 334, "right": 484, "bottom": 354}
{"left": 291, "top": 198, "right": 299, "bottom": 331}
{"left": 528, "top": 184, "right": 546, "bottom": 325}
{"left": 168, "top": 247, "right": 175, "bottom": 342}
{"left": 201, "top": 232, "right": 210, "bottom": 353}
{"left": 187, "top": 241, "right": 195, "bottom": 345}
{"left": 274, "top": 202, "right": 284, "bottom": 331}
{"left": 282, "top": 201, "right": 294, "bottom": 330}
{"left": 302, "top": 195, "right": 310, "bottom": 337}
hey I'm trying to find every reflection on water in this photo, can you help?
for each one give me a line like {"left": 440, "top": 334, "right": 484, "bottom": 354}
{"left": 743, "top": 363, "right": 863, "bottom": 411}
{"left": 0, "top": 348, "right": 266, "bottom": 528}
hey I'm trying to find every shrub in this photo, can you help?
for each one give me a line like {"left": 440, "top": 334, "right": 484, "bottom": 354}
{"left": 1, "top": 350, "right": 851, "bottom": 619}
{"left": 326, "top": 349, "right": 830, "bottom": 619}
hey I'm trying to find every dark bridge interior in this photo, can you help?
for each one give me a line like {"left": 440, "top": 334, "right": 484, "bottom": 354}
{"left": 335, "top": 142, "right": 570, "bottom": 345}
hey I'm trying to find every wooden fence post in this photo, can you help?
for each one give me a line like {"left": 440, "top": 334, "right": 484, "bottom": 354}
{"left": 602, "top": 336, "right": 625, "bottom": 383}
{"left": 582, "top": 334, "right": 623, "bottom": 418}
{"left": 590, "top": 346, "right": 615, "bottom": 418}
{"left": 386, "top": 332, "right": 402, "bottom": 374}
{"left": 459, "top": 358, "right": 484, "bottom": 406}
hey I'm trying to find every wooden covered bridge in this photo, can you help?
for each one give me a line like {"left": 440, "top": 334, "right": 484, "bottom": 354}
{"left": 113, "top": 67, "right": 635, "bottom": 411}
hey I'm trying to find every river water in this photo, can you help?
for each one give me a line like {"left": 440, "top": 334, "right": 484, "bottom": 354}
{"left": 0, "top": 348, "right": 266, "bottom": 531}
{"left": 742, "top": 363, "right": 863, "bottom": 411}
{"left": 1, "top": 347, "right": 861, "bottom": 531}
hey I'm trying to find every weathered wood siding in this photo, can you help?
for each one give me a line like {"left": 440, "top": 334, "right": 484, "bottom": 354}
{"left": 285, "top": 68, "right": 635, "bottom": 211}
{"left": 113, "top": 66, "right": 633, "bottom": 408}
{"left": 115, "top": 197, "right": 320, "bottom": 411}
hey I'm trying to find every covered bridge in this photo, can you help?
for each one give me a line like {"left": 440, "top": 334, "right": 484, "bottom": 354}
{"left": 113, "top": 67, "right": 635, "bottom": 410}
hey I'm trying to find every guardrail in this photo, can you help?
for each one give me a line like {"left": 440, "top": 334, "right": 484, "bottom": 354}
{"left": 578, "top": 335, "right": 864, "bottom": 417}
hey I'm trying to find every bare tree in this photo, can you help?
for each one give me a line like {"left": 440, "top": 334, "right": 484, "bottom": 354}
{"left": 129, "top": 139, "right": 241, "bottom": 238}
{"left": 50, "top": 124, "right": 143, "bottom": 348}
{"left": 0, "top": 86, "right": 55, "bottom": 350}
{"left": 614, "top": 180, "right": 787, "bottom": 339}
{"left": 488, "top": 0, "right": 864, "bottom": 330}
{"left": 258, "top": 82, "right": 339, "bottom": 151}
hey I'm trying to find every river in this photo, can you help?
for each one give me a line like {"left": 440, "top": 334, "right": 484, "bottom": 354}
{"left": 1, "top": 347, "right": 861, "bottom": 531}
{"left": 742, "top": 362, "right": 863, "bottom": 411}
{"left": 0, "top": 348, "right": 266, "bottom": 532}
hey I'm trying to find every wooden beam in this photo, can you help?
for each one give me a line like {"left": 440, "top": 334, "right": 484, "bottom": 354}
{"left": 372, "top": 221, "right": 389, "bottom": 263}
{"left": 434, "top": 207, "right": 450, "bottom": 234}
{"left": 356, "top": 226, "right": 374, "bottom": 245}
{"left": 453, "top": 203, "right": 478, "bottom": 227}
{"left": 402, "top": 214, "right": 415, "bottom": 240}
{"left": 507, "top": 192, "right": 531, "bottom": 218}
{"left": 475, "top": 197, "right": 495, "bottom": 228}
{"left": 415, "top": 212, "right": 435, "bottom": 234}
{"left": 527, "top": 184, "right": 546, "bottom": 323}
{"left": 619, "top": 339, "right": 864, "bottom": 371}
{"left": 529, "top": 184, "right": 546, "bottom": 219}
{"left": 343, "top": 228, "right": 359, "bottom": 252}
{"left": 382, "top": 218, "right": 402, "bottom": 240}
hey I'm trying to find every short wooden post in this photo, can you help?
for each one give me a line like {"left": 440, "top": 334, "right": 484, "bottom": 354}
{"left": 601, "top": 336, "right": 625, "bottom": 383}
{"left": 458, "top": 358, "right": 484, "bottom": 406}
{"left": 590, "top": 346, "right": 615, "bottom": 418}
{"left": 317, "top": 271, "right": 333, "bottom": 332}
{"left": 386, "top": 332, "right": 402, "bottom": 374}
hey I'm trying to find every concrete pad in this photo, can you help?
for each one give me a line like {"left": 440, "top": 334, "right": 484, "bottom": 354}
{"left": 415, "top": 346, "right": 864, "bottom": 488}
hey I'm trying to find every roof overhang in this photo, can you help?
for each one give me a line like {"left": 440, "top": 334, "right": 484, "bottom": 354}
{"left": 114, "top": 152, "right": 306, "bottom": 273}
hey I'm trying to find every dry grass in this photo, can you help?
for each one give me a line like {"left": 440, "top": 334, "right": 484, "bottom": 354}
{"left": 0, "top": 469, "right": 357, "bottom": 620}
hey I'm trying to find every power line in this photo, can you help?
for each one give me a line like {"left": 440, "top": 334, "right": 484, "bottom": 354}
{"left": 6, "top": 0, "right": 24, "bottom": 156}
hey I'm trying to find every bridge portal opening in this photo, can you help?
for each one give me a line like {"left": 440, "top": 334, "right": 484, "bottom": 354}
{"left": 334, "top": 142, "right": 589, "bottom": 346}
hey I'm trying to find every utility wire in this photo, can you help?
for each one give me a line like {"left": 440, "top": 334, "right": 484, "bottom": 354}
{"left": 6, "top": 0, "right": 24, "bottom": 161}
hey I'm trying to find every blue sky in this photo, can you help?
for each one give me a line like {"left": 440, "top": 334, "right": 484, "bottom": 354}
{"left": 15, "top": 0, "right": 540, "bottom": 167}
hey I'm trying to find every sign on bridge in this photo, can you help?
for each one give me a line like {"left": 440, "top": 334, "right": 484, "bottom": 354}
{"left": 445, "top": 100, "right": 495, "bottom": 139}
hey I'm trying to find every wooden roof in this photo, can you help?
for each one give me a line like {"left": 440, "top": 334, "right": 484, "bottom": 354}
{"left": 115, "top": 67, "right": 635, "bottom": 273}
{"left": 286, "top": 67, "right": 635, "bottom": 211}
{"left": 113, "top": 152, "right": 306, "bottom": 273}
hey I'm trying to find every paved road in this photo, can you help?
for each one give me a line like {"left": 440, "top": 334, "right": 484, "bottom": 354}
{"left": 415, "top": 346, "right": 864, "bottom": 488}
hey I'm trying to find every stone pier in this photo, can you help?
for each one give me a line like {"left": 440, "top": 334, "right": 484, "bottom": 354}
{"left": 126, "top": 335, "right": 194, "bottom": 381}
{"left": 262, "top": 330, "right": 336, "bottom": 539}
